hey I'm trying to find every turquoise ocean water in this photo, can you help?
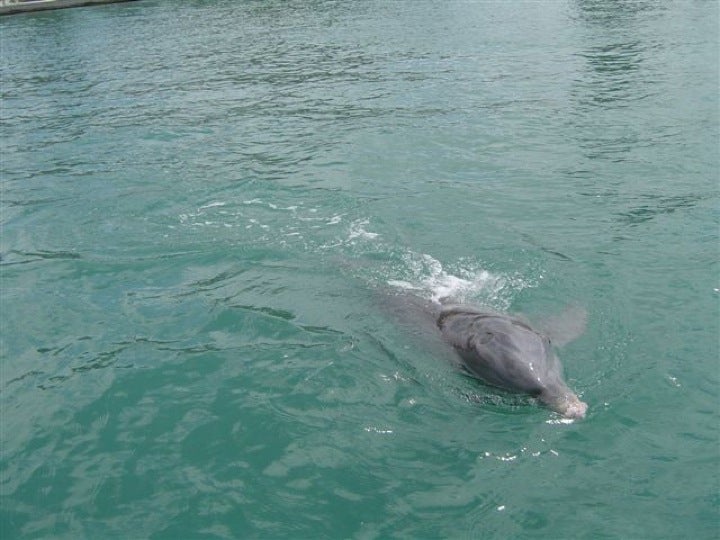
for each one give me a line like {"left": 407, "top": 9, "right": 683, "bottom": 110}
{"left": 1, "top": 1, "right": 718, "bottom": 538}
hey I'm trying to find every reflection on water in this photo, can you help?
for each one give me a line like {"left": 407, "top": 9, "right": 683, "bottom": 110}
{"left": 615, "top": 193, "right": 706, "bottom": 226}
{"left": 569, "top": 1, "right": 661, "bottom": 163}
{"left": 572, "top": 0, "right": 664, "bottom": 26}
{"left": 565, "top": 0, "right": 715, "bottom": 243}
{"left": 576, "top": 41, "right": 646, "bottom": 106}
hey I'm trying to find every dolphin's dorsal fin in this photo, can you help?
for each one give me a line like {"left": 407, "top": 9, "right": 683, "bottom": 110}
{"left": 534, "top": 305, "right": 587, "bottom": 347}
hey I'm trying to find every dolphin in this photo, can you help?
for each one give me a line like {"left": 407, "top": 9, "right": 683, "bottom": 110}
{"left": 382, "top": 291, "right": 588, "bottom": 419}
{"left": 437, "top": 303, "right": 588, "bottom": 419}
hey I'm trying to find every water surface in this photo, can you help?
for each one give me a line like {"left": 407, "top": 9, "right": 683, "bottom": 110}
{"left": 1, "top": 1, "right": 718, "bottom": 538}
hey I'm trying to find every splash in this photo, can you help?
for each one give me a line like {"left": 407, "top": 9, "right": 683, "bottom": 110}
{"left": 347, "top": 219, "right": 380, "bottom": 241}
{"left": 387, "top": 252, "right": 531, "bottom": 311}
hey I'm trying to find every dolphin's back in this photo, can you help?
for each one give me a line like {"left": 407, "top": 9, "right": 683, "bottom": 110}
{"left": 437, "top": 305, "right": 564, "bottom": 395}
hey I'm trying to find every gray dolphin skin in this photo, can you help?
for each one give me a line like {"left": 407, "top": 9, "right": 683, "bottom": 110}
{"left": 437, "top": 303, "right": 588, "bottom": 419}
{"left": 380, "top": 291, "right": 587, "bottom": 419}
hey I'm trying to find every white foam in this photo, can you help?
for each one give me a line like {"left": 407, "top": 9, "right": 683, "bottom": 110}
{"left": 387, "top": 252, "right": 519, "bottom": 309}
{"left": 545, "top": 418, "right": 575, "bottom": 425}
{"left": 347, "top": 219, "right": 379, "bottom": 240}
{"left": 199, "top": 201, "right": 226, "bottom": 210}
{"left": 364, "top": 427, "right": 393, "bottom": 435}
{"left": 426, "top": 272, "right": 491, "bottom": 304}
{"left": 386, "top": 280, "right": 422, "bottom": 291}
{"left": 327, "top": 215, "right": 343, "bottom": 225}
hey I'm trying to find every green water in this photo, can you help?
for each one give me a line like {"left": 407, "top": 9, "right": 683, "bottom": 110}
{"left": 1, "top": 1, "right": 718, "bottom": 538}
